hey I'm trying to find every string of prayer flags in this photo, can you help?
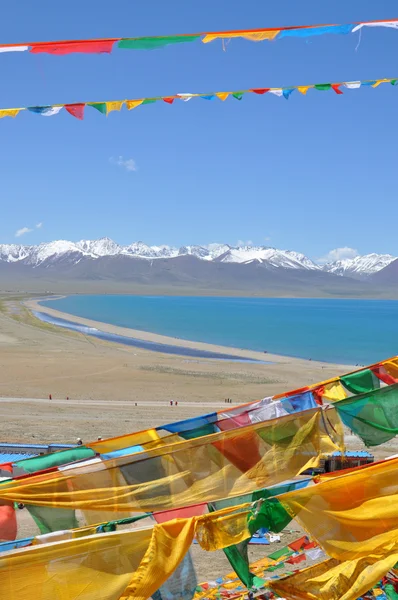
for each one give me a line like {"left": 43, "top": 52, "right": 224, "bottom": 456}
{"left": 1, "top": 76, "right": 398, "bottom": 123}
{"left": 1, "top": 18, "right": 398, "bottom": 56}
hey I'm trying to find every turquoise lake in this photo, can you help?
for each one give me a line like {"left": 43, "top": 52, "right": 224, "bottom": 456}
{"left": 39, "top": 296, "right": 398, "bottom": 365}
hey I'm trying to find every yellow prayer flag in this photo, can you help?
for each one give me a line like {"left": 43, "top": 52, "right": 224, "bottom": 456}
{"left": 126, "top": 100, "right": 144, "bottom": 110}
{"left": 383, "top": 357, "right": 398, "bottom": 379}
{"left": 0, "top": 408, "right": 342, "bottom": 514}
{"left": 372, "top": 79, "right": 389, "bottom": 88}
{"left": 277, "top": 456, "right": 398, "bottom": 561}
{"left": 216, "top": 92, "right": 229, "bottom": 101}
{"left": 87, "top": 428, "right": 162, "bottom": 454}
{"left": 0, "top": 109, "right": 19, "bottom": 118}
{"left": 298, "top": 86, "right": 311, "bottom": 95}
{"left": 270, "top": 552, "right": 398, "bottom": 600}
{"left": 202, "top": 30, "right": 280, "bottom": 43}
{"left": 106, "top": 101, "right": 124, "bottom": 114}
{"left": 321, "top": 381, "right": 347, "bottom": 402}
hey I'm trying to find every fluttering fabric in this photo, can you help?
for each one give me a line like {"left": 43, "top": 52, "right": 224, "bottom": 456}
{"left": 118, "top": 35, "right": 201, "bottom": 50}
{"left": 6, "top": 357, "right": 397, "bottom": 485}
{"left": 3, "top": 18, "right": 398, "bottom": 58}
{"left": 2, "top": 77, "right": 398, "bottom": 123}
{"left": 192, "top": 457, "right": 398, "bottom": 599}
{"left": 0, "top": 464, "right": 16, "bottom": 541}
{"left": 0, "top": 45, "right": 28, "bottom": 52}
{"left": 29, "top": 40, "right": 117, "bottom": 54}
{"left": 269, "top": 555, "right": 398, "bottom": 600}
{"left": 14, "top": 447, "right": 95, "bottom": 473}
{"left": 334, "top": 382, "right": 398, "bottom": 446}
{"left": 0, "top": 521, "right": 196, "bottom": 600}
{"left": 340, "top": 368, "right": 381, "bottom": 394}
{"left": 7, "top": 357, "right": 397, "bottom": 480}
{"left": 267, "top": 457, "right": 398, "bottom": 599}
{"left": 0, "top": 408, "right": 343, "bottom": 517}
{"left": 207, "top": 478, "right": 312, "bottom": 587}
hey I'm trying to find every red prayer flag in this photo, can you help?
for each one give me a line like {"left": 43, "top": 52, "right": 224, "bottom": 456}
{"left": 303, "top": 540, "right": 317, "bottom": 550}
{"left": 0, "top": 464, "right": 16, "bottom": 542}
{"left": 312, "top": 386, "right": 324, "bottom": 406}
{"left": 153, "top": 502, "right": 206, "bottom": 524}
{"left": 217, "top": 411, "right": 251, "bottom": 431}
{"left": 30, "top": 40, "right": 116, "bottom": 55}
{"left": 65, "top": 103, "right": 85, "bottom": 120}
{"left": 371, "top": 364, "right": 397, "bottom": 385}
{"left": 332, "top": 84, "right": 343, "bottom": 95}
{"left": 288, "top": 535, "right": 309, "bottom": 552}
{"left": 163, "top": 97, "right": 175, "bottom": 104}
{"left": 213, "top": 429, "right": 262, "bottom": 472}
{"left": 251, "top": 88, "right": 270, "bottom": 94}
{"left": 286, "top": 553, "right": 306, "bottom": 565}
{"left": 285, "top": 386, "right": 309, "bottom": 398}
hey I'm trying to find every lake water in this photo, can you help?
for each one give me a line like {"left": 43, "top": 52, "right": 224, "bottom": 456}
{"left": 39, "top": 296, "right": 398, "bottom": 365}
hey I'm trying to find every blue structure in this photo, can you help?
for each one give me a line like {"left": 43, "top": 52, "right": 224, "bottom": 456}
{"left": 0, "top": 442, "right": 77, "bottom": 467}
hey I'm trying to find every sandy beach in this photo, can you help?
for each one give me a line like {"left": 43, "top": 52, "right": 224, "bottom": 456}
{"left": 0, "top": 294, "right": 355, "bottom": 444}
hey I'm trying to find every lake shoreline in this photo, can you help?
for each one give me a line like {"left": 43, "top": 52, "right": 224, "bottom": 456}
{"left": 25, "top": 297, "right": 354, "bottom": 369}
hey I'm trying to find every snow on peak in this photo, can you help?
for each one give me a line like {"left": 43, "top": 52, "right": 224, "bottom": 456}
{"left": 215, "top": 246, "right": 320, "bottom": 270}
{"left": 123, "top": 242, "right": 178, "bottom": 258}
{"left": 0, "top": 238, "right": 394, "bottom": 277}
{"left": 179, "top": 245, "right": 211, "bottom": 259}
{"left": 77, "top": 237, "right": 121, "bottom": 257}
{"left": 323, "top": 253, "right": 397, "bottom": 277}
{"left": 0, "top": 244, "right": 30, "bottom": 262}
{"left": 25, "top": 240, "right": 82, "bottom": 266}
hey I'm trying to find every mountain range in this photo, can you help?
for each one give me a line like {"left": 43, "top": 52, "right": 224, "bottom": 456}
{"left": 0, "top": 238, "right": 397, "bottom": 297}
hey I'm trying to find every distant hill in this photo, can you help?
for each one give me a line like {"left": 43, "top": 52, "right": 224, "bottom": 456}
{"left": 0, "top": 237, "right": 396, "bottom": 297}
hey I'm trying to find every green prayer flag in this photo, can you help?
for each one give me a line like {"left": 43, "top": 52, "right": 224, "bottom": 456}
{"left": 335, "top": 382, "right": 398, "bottom": 446}
{"left": 248, "top": 498, "right": 293, "bottom": 535}
{"left": 266, "top": 562, "right": 285, "bottom": 572}
{"left": 232, "top": 92, "right": 244, "bottom": 100}
{"left": 252, "top": 575, "right": 267, "bottom": 588}
{"left": 180, "top": 424, "right": 217, "bottom": 440}
{"left": 98, "top": 514, "right": 148, "bottom": 532}
{"left": 340, "top": 368, "right": 379, "bottom": 394}
{"left": 314, "top": 83, "right": 332, "bottom": 91}
{"left": 268, "top": 546, "right": 294, "bottom": 561}
{"left": 223, "top": 542, "right": 253, "bottom": 588}
{"left": 15, "top": 447, "right": 95, "bottom": 473}
{"left": 385, "top": 583, "right": 398, "bottom": 599}
{"left": 89, "top": 103, "right": 107, "bottom": 114}
{"left": 142, "top": 98, "right": 157, "bottom": 105}
{"left": 16, "top": 448, "right": 94, "bottom": 534}
{"left": 207, "top": 482, "right": 301, "bottom": 589}
{"left": 118, "top": 35, "right": 201, "bottom": 50}
{"left": 27, "top": 505, "right": 78, "bottom": 534}
{"left": 391, "top": 80, "right": 398, "bottom": 86}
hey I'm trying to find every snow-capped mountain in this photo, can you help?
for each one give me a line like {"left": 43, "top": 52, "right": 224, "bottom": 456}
{"left": 0, "top": 244, "right": 30, "bottom": 263}
{"left": 0, "top": 238, "right": 394, "bottom": 279}
{"left": 215, "top": 246, "right": 321, "bottom": 270}
{"left": 123, "top": 242, "right": 178, "bottom": 259}
{"left": 77, "top": 238, "right": 122, "bottom": 257}
{"left": 323, "top": 254, "right": 397, "bottom": 278}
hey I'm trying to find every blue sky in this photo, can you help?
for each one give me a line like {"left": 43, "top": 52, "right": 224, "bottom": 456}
{"left": 1, "top": 0, "right": 398, "bottom": 262}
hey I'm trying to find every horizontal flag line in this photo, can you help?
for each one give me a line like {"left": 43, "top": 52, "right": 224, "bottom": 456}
{"left": 0, "top": 17, "right": 397, "bottom": 52}
{"left": 0, "top": 76, "right": 396, "bottom": 120}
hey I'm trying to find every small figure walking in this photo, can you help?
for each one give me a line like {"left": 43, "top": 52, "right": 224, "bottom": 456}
{"left": 49, "top": 394, "right": 52, "bottom": 400}
{"left": 170, "top": 400, "right": 173, "bottom": 406}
